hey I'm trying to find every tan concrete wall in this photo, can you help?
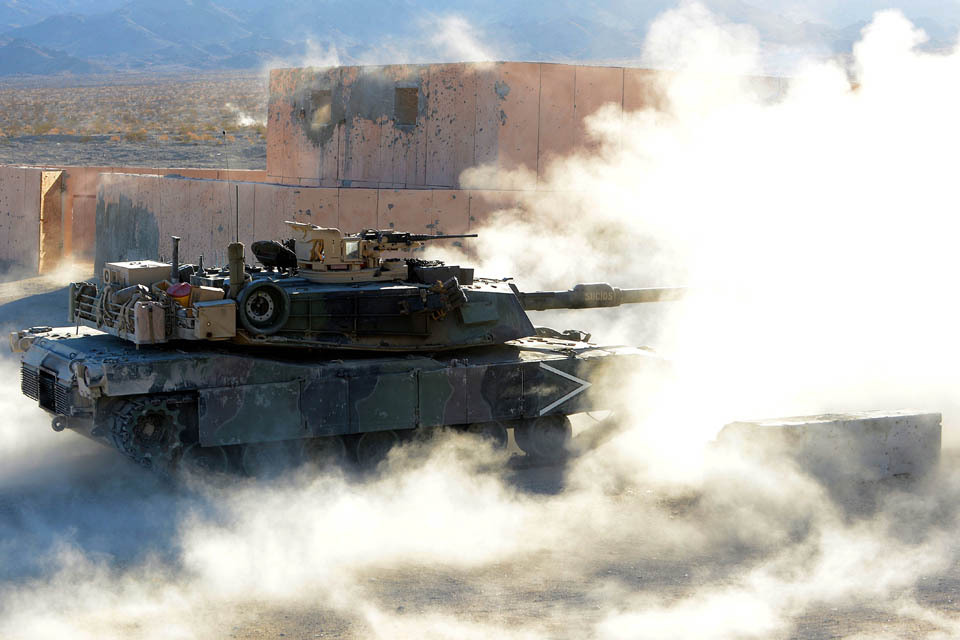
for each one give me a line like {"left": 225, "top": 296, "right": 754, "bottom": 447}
{"left": 0, "top": 166, "right": 42, "bottom": 273}
{"left": 95, "top": 174, "right": 535, "bottom": 273}
{"left": 267, "top": 63, "right": 677, "bottom": 191}
{"left": 269, "top": 63, "right": 789, "bottom": 192}
{"left": 1, "top": 163, "right": 265, "bottom": 271}
{"left": 39, "top": 171, "right": 64, "bottom": 274}
{"left": 61, "top": 166, "right": 267, "bottom": 259}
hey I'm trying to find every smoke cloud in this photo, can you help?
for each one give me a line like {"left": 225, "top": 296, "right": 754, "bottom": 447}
{"left": 426, "top": 14, "right": 496, "bottom": 63}
{"left": 260, "top": 12, "right": 495, "bottom": 74}
{"left": 3, "top": 4, "right": 960, "bottom": 639}
{"left": 223, "top": 102, "right": 266, "bottom": 128}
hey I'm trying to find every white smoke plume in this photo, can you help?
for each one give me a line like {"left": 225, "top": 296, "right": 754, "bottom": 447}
{"left": 426, "top": 14, "right": 496, "bottom": 63}
{"left": 452, "top": 5, "right": 960, "bottom": 458}
{"left": 259, "top": 13, "right": 493, "bottom": 74}
{"left": 258, "top": 39, "right": 343, "bottom": 81}
{"left": 3, "top": 4, "right": 960, "bottom": 639}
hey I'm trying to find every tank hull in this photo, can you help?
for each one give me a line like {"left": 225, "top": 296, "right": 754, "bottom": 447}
{"left": 18, "top": 327, "right": 662, "bottom": 472}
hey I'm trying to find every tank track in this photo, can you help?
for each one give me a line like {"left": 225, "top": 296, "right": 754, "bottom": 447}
{"left": 100, "top": 397, "right": 579, "bottom": 476}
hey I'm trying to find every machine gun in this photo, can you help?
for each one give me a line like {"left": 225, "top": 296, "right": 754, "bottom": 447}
{"left": 358, "top": 229, "right": 478, "bottom": 250}
{"left": 284, "top": 221, "right": 477, "bottom": 283}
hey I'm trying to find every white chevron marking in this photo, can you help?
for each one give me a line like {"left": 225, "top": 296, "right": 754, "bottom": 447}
{"left": 538, "top": 363, "right": 592, "bottom": 416}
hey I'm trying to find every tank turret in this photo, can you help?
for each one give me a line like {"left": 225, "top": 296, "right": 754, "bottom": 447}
{"left": 63, "top": 223, "right": 684, "bottom": 352}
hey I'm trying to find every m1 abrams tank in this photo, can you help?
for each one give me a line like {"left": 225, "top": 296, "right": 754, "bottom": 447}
{"left": 10, "top": 222, "right": 683, "bottom": 475}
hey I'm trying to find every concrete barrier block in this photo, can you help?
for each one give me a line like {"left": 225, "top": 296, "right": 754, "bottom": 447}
{"left": 426, "top": 63, "right": 476, "bottom": 188}
{"left": 276, "top": 185, "right": 338, "bottom": 230}
{"left": 495, "top": 62, "right": 540, "bottom": 189}
{"left": 538, "top": 64, "right": 576, "bottom": 187}
{"left": 377, "top": 189, "right": 433, "bottom": 231}
{"left": 716, "top": 410, "right": 942, "bottom": 481}
{"left": 0, "top": 166, "right": 38, "bottom": 273}
{"left": 575, "top": 65, "right": 623, "bottom": 155}
{"left": 235, "top": 182, "right": 256, "bottom": 247}
{"left": 624, "top": 68, "right": 669, "bottom": 113}
{"left": 71, "top": 195, "right": 97, "bottom": 258}
{"left": 95, "top": 174, "right": 161, "bottom": 274}
{"left": 266, "top": 94, "right": 286, "bottom": 183}
{"left": 429, "top": 191, "right": 470, "bottom": 236}
{"left": 338, "top": 188, "right": 378, "bottom": 232}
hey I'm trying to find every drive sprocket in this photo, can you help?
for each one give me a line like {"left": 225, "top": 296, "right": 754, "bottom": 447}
{"left": 110, "top": 396, "right": 188, "bottom": 470}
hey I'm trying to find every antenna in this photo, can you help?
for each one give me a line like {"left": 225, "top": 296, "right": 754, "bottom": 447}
{"left": 154, "top": 116, "right": 162, "bottom": 263}
{"left": 221, "top": 128, "right": 240, "bottom": 245}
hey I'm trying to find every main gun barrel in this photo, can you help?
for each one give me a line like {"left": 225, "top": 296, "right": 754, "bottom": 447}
{"left": 517, "top": 283, "right": 685, "bottom": 311}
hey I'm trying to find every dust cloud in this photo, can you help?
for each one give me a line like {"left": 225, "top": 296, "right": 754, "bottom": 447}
{"left": 223, "top": 102, "right": 266, "bottom": 129}
{"left": 260, "top": 11, "right": 496, "bottom": 73}
{"left": 4, "top": 4, "right": 960, "bottom": 639}
{"left": 425, "top": 15, "right": 496, "bottom": 64}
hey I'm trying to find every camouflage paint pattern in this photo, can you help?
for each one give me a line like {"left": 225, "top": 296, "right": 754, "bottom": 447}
{"left": 18, "top": 326, "right": 662, "bottom": 459}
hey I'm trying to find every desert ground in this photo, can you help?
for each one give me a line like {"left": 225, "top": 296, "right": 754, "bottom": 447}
{"left": 1, "top": 273, "right": 959, "bottom": 639}
{"left": 0, "top": 73, "right": 266, "bottom": 168}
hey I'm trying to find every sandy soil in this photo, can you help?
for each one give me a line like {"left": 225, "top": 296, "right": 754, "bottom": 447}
{"left": 0, "top": 133, "right": 265, "bottom": 170}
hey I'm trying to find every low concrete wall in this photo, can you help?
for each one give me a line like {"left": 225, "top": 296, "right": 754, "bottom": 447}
{"left": 0, "top": 166, "right": 42, "bottom": 274}
{"left": 0, "top": 164, "right": 269, "bottom": 273}
{"left": 61, "top": 166, "right": 267, "bottom": 259}
{"left": 716, "top": 410, "right": 942, "bottom": 482}
{"left": 95, "top": 173, "right": 535, "bottom": 274}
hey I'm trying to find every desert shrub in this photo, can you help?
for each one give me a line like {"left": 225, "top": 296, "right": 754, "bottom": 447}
{"left": 31, "top": 121, "right": 55, "bottom": 135}
{"left": 0, "top": 72, "right": 268, "bottom": 151}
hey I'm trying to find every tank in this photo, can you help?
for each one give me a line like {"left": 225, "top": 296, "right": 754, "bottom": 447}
{"left": 9, "top": 223, "right": 683, "bottom": 475}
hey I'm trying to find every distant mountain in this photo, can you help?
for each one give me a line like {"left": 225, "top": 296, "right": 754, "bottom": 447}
{"left": 0, "top": 0, "right": 127, "bottom": 31}
{"left": 0, "top": 3, "right": 34, "bottom": 31}
{"left": 0, "top": 0, "right": 956, "bottom": 76}
{"left": 10, "top": 14, "right": 175, "bottom": 59}
{"left": 0, "top": 37, "right": 101, "bottom": 75}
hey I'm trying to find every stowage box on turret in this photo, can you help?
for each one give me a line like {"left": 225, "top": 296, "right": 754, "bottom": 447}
{"left": 10, "top": 222, "right": 683, "bottom": 475}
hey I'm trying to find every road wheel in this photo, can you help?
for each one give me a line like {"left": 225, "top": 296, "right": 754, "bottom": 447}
{"left": 514, "top": 415, "right": 572, "bottom": 459}
{"left": 513, "top": 420, "right": 533, "bottom": 454}
{"left": 463, "top": 421, "right": 508, "bottom": 449}
{"left": 300, "top": 436, "right": 348, "bottom": 469}
{"left": 180, "top": 443, "right": 229, "bottom": 473}
{"left": 355, "top": 430, "right": 399, "bottom": 469}
{"left": 241, "top": 440, "right": 299, "bottom": 477}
